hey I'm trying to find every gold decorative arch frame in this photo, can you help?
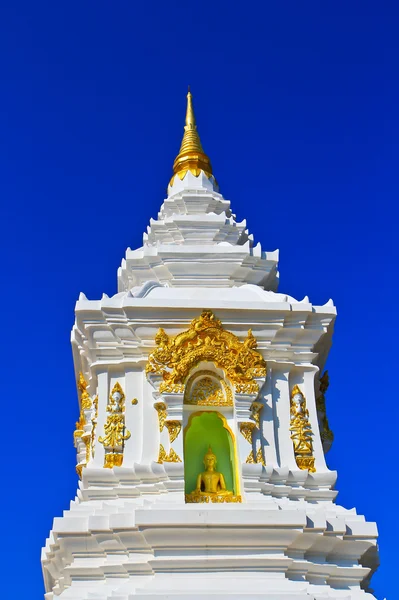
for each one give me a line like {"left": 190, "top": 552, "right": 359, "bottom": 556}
{"left": 146, "top": 310, "right": 266, "bottom": 394}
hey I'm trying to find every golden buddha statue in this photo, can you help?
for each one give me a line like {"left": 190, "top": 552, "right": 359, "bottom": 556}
{"left": 185, "top": 446, "right": 241, "bottom": 503}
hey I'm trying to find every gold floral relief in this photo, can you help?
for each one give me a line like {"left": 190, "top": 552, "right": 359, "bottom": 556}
{"left": 250, "top": 401, "right": 263, "bottom": 428}
{"left": 165, "top": 420, "right": 181, "bottom": 443}
{"left": 290, "top": 385, "right": 316, "bottom": 473}
{"left": 239, "top": 400, "right": 266, "bottom": 466}
{"left": 155, "top": 405, "right": 182, "bottom": 463}
{"left": 184, "top": 371, "right": 233, "bottom": 406}
{"left": 239, "top": 421, "right": 264, "bottom": 464}
{"left": 256, "top": 446, "right": 266, "bottom": 466}
{"left": 154, "top": 402, "right": 167, "bottom": 432}
{"left": 146, "top": 310, "right": 266, "bottom": 394}
{"left": 157, "top": 443, "right": 182, "bottom": 463}
{"left": 74, "top": 372, "right": 96, "bottom": 478}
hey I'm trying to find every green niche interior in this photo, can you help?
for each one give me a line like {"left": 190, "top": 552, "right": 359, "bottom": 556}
{"left": 184, "top": 411, "right": 237, "bottom": 495}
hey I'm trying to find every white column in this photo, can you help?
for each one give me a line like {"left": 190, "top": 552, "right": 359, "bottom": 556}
{"left": 92, "top": 367, "right": 108, "bottom": 467}
{"left": 124, "top": 367, "right": 143, "bottom": 464}
{"left": 260, "top": 367, "right": 277, "bottom": 467}
{"left": 141, "top": 376, "right": 160, "bottom": 464}
{"left": 303, "top": 368, "right": 328, "bottom": 472}
{"left": 272, "top": 363, "right": 297, "bottom": 470}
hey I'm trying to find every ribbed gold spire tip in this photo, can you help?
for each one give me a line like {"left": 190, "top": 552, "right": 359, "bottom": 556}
{"left": 169, "top": 89, "right": 213, "bottom": 187}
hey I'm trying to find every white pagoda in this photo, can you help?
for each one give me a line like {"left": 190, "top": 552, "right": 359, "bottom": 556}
{"left": 42, "top": 91, "right": 379, "bottom": 599}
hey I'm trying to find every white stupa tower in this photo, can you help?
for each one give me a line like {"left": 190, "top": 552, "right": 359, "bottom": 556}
{"left": 42, "top": 91, "right": 379, "bottom": 599}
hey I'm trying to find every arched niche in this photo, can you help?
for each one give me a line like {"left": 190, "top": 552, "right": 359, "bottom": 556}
{"left": 184, "top": 411, "right": 239, "bottom": 497}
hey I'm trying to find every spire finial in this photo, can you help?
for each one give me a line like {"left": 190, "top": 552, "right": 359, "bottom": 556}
{"left": 169, "top": 89, "right": 213, "bottom": 186}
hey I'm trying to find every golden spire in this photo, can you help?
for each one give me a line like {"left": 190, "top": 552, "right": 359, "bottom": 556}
{"left": 170, "top": 88, "right": 213, "bottom": 186}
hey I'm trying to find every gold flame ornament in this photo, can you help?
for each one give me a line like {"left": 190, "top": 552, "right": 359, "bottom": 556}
{"left": 169, "top": 88, "right": 213, "bottom": 187}
{"left": 289, "top": 385, "right": 316, "bottom": 473}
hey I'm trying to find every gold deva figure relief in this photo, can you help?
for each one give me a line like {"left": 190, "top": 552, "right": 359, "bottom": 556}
{"left": 74, "top": 372, "right": 96, "bottom": 478}
{"left": 290, "top": 385, "right": 316, "bottom": 473}
{"left": 146, "top": 310, "right": 266, "bottom": 394}
{"left": 98, "top": 382, "right": 131, "bottom": 469}
{"left": 154, "top": 402, "right": 182, "bottom": 463}
{"left": 185, "top": 446, "right": 241, "bottom": 503}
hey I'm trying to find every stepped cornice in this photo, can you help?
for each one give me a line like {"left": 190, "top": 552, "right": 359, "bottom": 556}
{"left": 119, "top": 187, "right": 279, "bottom": 290}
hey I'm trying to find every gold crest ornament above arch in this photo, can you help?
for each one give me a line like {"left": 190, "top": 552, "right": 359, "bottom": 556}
{"left": 146, "top": 310, "right": 266, "bottom": 394}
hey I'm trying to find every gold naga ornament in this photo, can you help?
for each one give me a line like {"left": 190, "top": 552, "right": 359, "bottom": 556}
{"left": 154, "top": 402, "right": 182, "bottom": 463}
{"left": 289, "top": 385, "right": 316, "bottom": 473}
{"left": 98, "top": 382, "right": 131, "bottom": 468}
{"left": 74, "top": 372, "right": 95, "bottom": 478}
{"left": 169, "top": 88, "right": 214, "bottom": 187}
{"left": 146, "top": 310, "right": 266, "bottom": 394}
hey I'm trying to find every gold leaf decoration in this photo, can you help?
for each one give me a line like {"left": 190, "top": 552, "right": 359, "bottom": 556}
{"left": 146, "top": 310, "right": 266, "bottom": 393}
{"left": 185, "top": 371, "right": 233, "bottom": 406}
{"left": 165, "top": 420, "right": 181, "bottom": 443}
{"left": 154, "top": 402, "right": 167, "bottom": 432}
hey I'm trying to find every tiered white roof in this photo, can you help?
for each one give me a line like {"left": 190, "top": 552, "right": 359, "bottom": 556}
{"left": 118, "top": 179, "right": 279, "bottom": 291}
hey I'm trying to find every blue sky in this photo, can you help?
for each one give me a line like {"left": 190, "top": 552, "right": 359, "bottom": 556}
{"left": 1, "top": 2, "right": 396, "bottom": 598}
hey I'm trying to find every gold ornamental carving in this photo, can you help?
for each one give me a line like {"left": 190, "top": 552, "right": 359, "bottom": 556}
{"left": 165, "top": 420, "right": 181, "bottom": 443}
{"left": 185, "top": 492, "right": 241, "bottom": 503}
{"left": 239, "top": 417, "right": 265, "bottom": 465}
{"left": 239, "top": 421, "right": 256, "bottom": 463}
{"left": 146, "top": 310, "right": 266, "bottom": 394}
{"left": 154, "top": 402, "right": 167, "bottom": 431}
{"left": 98, "top": 382, "right": 131, "bottom": 468}
{"left": 74, "top": 372, "right": 95, "bottom": 478}
{"left": 290, "top": 385, "right": 316, "bottom": 473}
{"left": 185, "top": 370, "right": 233, "bottom": 406}
{"left": 157, "top": 444, "right": 182, "bottom": 463}
{"left": 78, "top": 372, "right": 92, "bottom": 410}
{"left": 316, "top": 371, "right": 334, "bottom": 452}
{"left": 91, "top": 395, "right": 98, "bottom": 458}
{"left": 154, "top": 403, "right": 182, "bottom": 463}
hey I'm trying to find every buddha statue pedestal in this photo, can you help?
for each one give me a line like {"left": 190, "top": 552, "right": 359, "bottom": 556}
{"left": 185, "top": 446, "right": 241, "bottom": 504}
